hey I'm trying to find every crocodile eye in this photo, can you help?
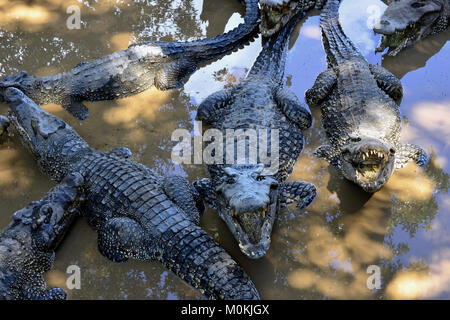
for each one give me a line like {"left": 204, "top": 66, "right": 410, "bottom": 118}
{"left": 411, "top": 2, "right": 425, "bottom": 8}
{"left": 351, "top": 137, "right": 361, "bottom": 142}
{"left": 226, "top": 177, "right": 236, "bottom": 184}
{"left": 256, "top": 175, "right": 265, "bottom": 181}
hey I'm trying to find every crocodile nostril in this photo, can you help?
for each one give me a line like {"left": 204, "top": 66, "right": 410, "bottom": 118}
{"left": 380, "top": 20, "right": 390, "bottom": 26}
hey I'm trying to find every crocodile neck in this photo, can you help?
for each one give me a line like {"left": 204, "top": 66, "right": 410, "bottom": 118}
{"left": 320, "top": 0, "right": 362, "bottom": 67}
{"left": 248, "top": 10, "right": 305, "bottom": 84}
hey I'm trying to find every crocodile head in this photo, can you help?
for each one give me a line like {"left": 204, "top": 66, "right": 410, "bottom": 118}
{"left": 340, "top": 137, "right": 396, "bottom": 192}
{"left": 374, "top": 0, "right": 446, "bottom": 56}
{"left": 0, "top": 71, "right": 30, "bottom": 103}
{"left": 260, "top": 0, "right": 308, "bottom": 37}
{"left": 214, "top": 164, "right": 279, "bottom": 259}
{"left": 5, "top": 87, "right": 88, "bottom": 181}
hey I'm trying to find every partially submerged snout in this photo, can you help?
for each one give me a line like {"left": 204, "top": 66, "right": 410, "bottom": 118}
{"left": 215, "top": 164, "right": 279, "bottom": 259}
{"left": 5, "top": 87, "right": 66, "bottom": 156}
{"left": 340, "top": 137, "right": 395, "bottom": 193}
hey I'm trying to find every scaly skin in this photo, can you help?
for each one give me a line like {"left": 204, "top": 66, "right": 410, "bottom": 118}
{"left": 0, "top": 0, "right": 259, "bottom": 121}
{"left": 5, "top": 87, "right": 259, "bottom": 300}
{"left": 374, "top": 0, "right": 449, "bottom": 56}
{"left": 0, "top": 173, "right": 84, "bottom": 300}
{"left": 259, "top": 0, "right": 327, "bottom": 37}
{"left": 305, "top": 0, "right": 428, "bottom": 193}
{"left": 0, "top": 115, "right": 9, "bottom": 138}
{"left": 194, "top": 12, "right": 317, "bottom": 259}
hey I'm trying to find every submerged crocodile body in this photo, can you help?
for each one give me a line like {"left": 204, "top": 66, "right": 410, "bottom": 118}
{"left": 0, "top": 173, "right": 84, "bottom": 300}
{"left": 194, "top": 12, "right": 317, "bottom": 259}
{"left": 305, "top": 0, "right": 428, "bottom": 192}
{"left": 259, "top": 0, "right": 326, "bottom": 36}
{"left": 5, "top": 87, "right": 260, "bottom": 300}
{"left": 374, "top": 0, "right": 449, "bottom": 56}
{"left": 0, "top": 0, "right": 259, "bottom": 121}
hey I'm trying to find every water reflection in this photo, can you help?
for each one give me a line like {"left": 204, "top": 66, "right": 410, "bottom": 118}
{"left": 0, "top": 0, "right": 449, "bottom": 299}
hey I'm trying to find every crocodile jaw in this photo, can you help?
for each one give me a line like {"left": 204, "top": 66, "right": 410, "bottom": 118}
{"left": 374, "top": 0, "right": 441, "bottom": 55}
{"left": 217, "top": 188, "right": 279, "bottom": 259}
{"left": 340, "top": 140, "right": 396, "bottom": 193}
{"left": 260, "top": 0, "right": 302, "bottom": 37}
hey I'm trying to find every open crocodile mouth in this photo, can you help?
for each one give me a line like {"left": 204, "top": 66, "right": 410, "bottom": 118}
{"left": 260, "top": 1, "right": 302, "bottom": 36}
{"left": 220, "top": 189, "right": 279, "bottom": 259}
{"left": 348, "top": 148, "right": 394, "bottom": 192}
{"left": 376, "top": 21, "right": 421, "bottom": 55}
{"left": 376, "top": 12, "right": 440, "bottom": 55}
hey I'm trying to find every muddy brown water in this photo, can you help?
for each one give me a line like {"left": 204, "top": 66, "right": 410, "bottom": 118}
{"left": 0, "top": 0, "right": 449, "bottom": 299}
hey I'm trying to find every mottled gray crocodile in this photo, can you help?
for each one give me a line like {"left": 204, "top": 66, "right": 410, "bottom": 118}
{"left": 0, "top": 173, "right": 84, "bottom": 300}
{"left": 5, "top": 87, "right": 259, "bottom": 300}
{"left": 194, "top": 12, "right": 317, "bottom": 259}
{"left": 0, "top": 0, "right": 259, "bottom": 121}
{"left": 259, "top": 0, "right": 326, "bottom": 37}
{"left": 374, "top": 0, "right": 449, "bottom": 56}
{"left": 0, "top": 115, "right": 9, "bottom": 137}
{"left": 305, "top": 0, "right": 428, "bottom": 193}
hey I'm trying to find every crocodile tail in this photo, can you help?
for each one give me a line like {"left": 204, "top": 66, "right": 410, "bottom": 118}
{"left": 320, "top": 0, "right": 361, "bottom": 66}
{"left": 134, "top": 0, "right": 260, "bottom": 60}
{"left": 190, "top": 0, "right": 260, "bottom": 59}
{"left": 248, "top": 9, "right": 306, "bottom": 84}
{"left": 159, "top": 225, "right": 260, "bottom": 300}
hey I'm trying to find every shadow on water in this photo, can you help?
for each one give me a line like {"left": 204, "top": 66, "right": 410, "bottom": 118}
{"left": 0, "top": 0, "right": 449, "bottom": 299}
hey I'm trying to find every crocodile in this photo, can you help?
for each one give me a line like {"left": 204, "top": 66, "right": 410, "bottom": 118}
{"left": 0, "top": 115, "right": 9, "bottom": 137}
{"left": 5, "top": 87, "right": 260, "bottom": 300}
{"left": 259, "top": 0, "right": 327, "bottom": 37}
{"left": 374, "top": 0, "right": 450, "bottom": 56}
{"left": 0, "top": 0, "right": 260, "bottom": 121}
{"left": 194, "top": 11, "right": 317, "bottom": 259}
{"left": 0, "top": 173, "right": 84, "bottom": 300}
{"left": 305, "top": 0, "right": 428, "bottom": 193}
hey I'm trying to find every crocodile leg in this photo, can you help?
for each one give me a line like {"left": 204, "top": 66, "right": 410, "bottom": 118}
{"left": 314, "top": 145, "right": 342, "bottom": 168}
{"left": 280, "top": 181, "right": 317, "bottom": 210}
{"left": 196, "top": 88, "right": 233, "bottom": 124}
{"left": 395, "top": 143, "right": 429, "bottom": 169}
{"left": 97, "top": 217, "right": 149, "bottom": 263}
{"left": 305, "top": 69, "right": 337, "bottom": 107}
{"left": 369, "top": 64, "right": 403, "bottom": 105}
{"left": 154, "top": 59, "right": 199, "bottom": 90}
{"left": 62, "top": 98, "right": 89, "bottom": 121}
{"left": 275, "top": 88, "right": 312, "bottom": 129}
{"left": 162, "top": 175, "right": 203, "bottom": 224}
{"left": 192, "top": 178, "right": 217, "bottom": 209}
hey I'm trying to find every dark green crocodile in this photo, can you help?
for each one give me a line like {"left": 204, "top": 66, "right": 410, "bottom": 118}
{"left": 259, "top": 0, "right": 326, "bottom": 37}
{"left": 374, "top": 0, "right": 449, "bottom": 56}
{"left": 0, "top": 173, "right": 84, "bottom": 300}
{"left": 305, "top": 0, "right": 428, "bottom": 193}
{"left": 194, "top": 11, "right": 317, "bottom": 259}
{"left": 5, "top": 87, "right": 260, "bottom": 300}
{"left": 0, "top": 0, "right": 259, "bottom": 121}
